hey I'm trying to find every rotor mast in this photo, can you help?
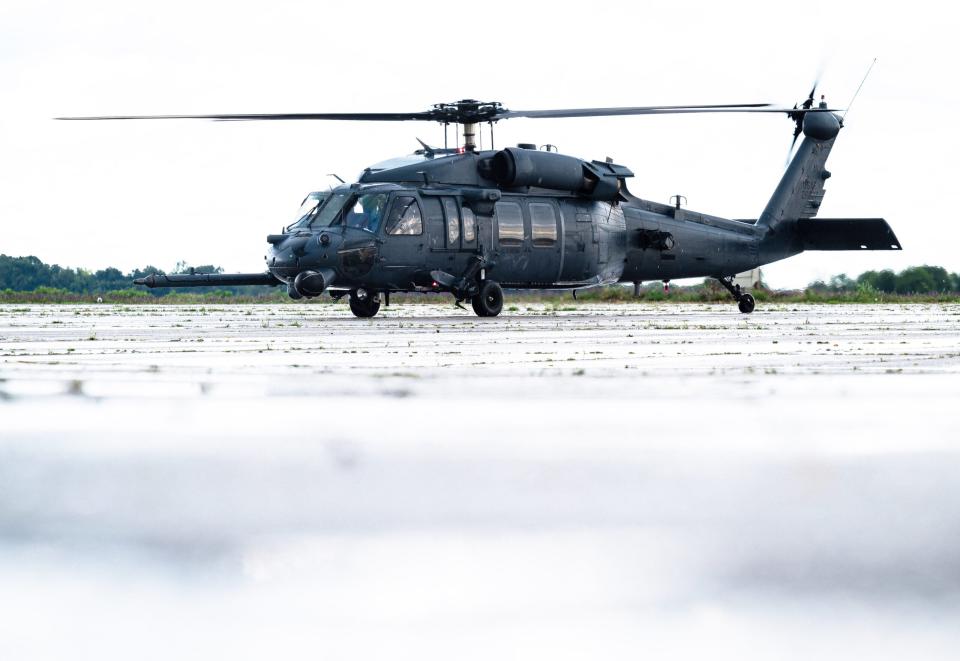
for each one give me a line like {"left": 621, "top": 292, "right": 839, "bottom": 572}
{"left": 462, "top": 122, "right": 478, "bottom": 152}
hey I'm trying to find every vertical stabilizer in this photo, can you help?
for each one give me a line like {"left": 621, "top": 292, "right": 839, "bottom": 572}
{"left": 758, "top": 100, "right": 843, "bottom": 232}
{"left": 758, "top": 134, "right": 836, "bottom": 232}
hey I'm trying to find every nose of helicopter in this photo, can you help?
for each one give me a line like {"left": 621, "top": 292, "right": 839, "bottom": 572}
{"left": 266, "top": 229, "right": 349, "bottom": 292}
{"left": 265, "top": 235, "right": 303, "bottom": 280}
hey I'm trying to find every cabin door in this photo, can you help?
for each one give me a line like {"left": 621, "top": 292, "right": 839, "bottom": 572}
{"left": 379, "top": 194, "right": 427, "bottom": 284}
{"left": 524, "top": 199, "right": 563, "bottom": 285}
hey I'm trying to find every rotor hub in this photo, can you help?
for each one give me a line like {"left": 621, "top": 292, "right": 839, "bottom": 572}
{"left": 429, "top": 100, "right": 505, "bottom": 125}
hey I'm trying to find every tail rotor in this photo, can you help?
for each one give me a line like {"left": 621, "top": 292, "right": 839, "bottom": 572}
{"left": 784, "top": 75, "right": 822, "bottom": 167}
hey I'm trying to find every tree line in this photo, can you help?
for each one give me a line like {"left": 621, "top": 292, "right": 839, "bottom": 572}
{"left": 807, "top": 265, "right": 960, "bottom": 295}
{"left": 0, "top": 255, "right": 274, "bottom": 296}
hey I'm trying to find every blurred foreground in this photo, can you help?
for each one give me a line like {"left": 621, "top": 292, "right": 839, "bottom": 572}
{"left": 2, "top": 303, "right": 959, "bottom": 660}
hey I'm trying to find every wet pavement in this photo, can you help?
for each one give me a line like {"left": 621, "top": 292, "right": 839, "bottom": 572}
{"left": 2, "top": 302, "right": 960, "bottom": 660}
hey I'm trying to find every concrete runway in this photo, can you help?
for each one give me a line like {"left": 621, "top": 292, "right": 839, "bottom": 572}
{"left": 2, "top": 302, "right": 960, "bottom": 660}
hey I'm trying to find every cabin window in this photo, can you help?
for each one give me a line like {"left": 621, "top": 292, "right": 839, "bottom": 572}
{"left": 385, "top": 196, "right": 423, "bottom": 236}
{"left": 462, "top": 207, "right": 476, "bottom": 243}
{"left": 443, "top": 198, "right": 460, "bottom": 245}
{"left": 495, "top": 201, "right": 524, "bottom": 247}
{"left": 529, "top": 203, "right": 558, "bottom": 247}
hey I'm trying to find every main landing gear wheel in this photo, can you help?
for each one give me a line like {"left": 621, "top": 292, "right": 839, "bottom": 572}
{"left": 471, "top": 280, "right": 503, "bottom": 317}
{"left": 349, "top": 289, "right": 381, "bottom": 318}
{"left": 738, "top": 293, "right": 756, "bottom": 314}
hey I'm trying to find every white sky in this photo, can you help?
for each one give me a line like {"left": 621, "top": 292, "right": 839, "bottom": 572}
{"left": 1, "top": 0, "right": 956, "bottom": 287}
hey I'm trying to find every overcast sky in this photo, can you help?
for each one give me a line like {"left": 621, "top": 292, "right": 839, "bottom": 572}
{"left": 1, "top": 0, "right": 956, "bottom": 287}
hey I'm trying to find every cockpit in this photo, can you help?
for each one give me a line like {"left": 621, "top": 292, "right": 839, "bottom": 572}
{"left": 288, "top": 189, "right": 393, "bottom": 234}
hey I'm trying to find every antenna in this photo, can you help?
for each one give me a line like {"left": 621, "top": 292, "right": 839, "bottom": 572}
{"left": 843, "top": 58, "right": 877, "bottom": 121}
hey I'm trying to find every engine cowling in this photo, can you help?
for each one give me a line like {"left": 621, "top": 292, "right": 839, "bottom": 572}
{"left": 478, "top": 148, "right": 631, "bottom": 200}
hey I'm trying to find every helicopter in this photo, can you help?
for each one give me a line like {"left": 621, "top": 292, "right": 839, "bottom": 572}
{"left": 58, "top": 89, "right": 901, "bottom": 317}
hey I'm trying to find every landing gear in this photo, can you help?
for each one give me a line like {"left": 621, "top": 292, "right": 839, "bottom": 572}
{"left": 716, "top": 276, "right": 756, "bottom": 314}
{"left": 349, "top": 288, "right": 381, "bottom": 318}
{"left": 471, "top": 280, "right": 503, "bottom": 317}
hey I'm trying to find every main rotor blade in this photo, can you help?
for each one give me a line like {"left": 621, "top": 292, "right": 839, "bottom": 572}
{"left": 500, "top": 104, "right": 840, "bottom": 119}
{"left": 502, "top": 103, "right": 770, "bottom": 119}
{"left": 56, "top": 105, "right": 843, "bottom": 123}
{"left": 56, "top": 112, "right": 436, "bottom": 121}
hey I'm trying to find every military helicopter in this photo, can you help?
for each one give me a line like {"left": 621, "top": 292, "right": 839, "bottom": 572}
{"left": 59, "top": 89, "right": 900, "bottom": 317}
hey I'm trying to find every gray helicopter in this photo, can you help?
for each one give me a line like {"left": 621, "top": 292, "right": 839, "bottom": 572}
{"left": 59, "top": 91, "right": 900, "bottom": 317}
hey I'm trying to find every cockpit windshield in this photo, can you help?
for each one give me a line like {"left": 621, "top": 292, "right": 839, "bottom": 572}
{"left": 287, "top": 190, "right": 392, "bottom": 232}
{"left": 311, "top": 192, "right": 351, "bottom": 228}
{"left": 287, "top": 192, "right": 328, "bottom": 230}
{"left": 309, "top": 191, "right": 390, "bottom": 232}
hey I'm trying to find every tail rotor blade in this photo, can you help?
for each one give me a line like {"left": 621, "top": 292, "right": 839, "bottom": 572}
{"left": 785, "top": 131, "right": 801, "bottom": 168}
{"left": 805, "top": 65, "right": 825, "bottom": 106}
{"left": 786, "top": 70, "right": 826, "bottom": 167}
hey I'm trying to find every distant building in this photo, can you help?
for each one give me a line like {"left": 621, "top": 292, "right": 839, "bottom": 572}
{"left": 733, "top": 268, "right": 764, "bottom": 291}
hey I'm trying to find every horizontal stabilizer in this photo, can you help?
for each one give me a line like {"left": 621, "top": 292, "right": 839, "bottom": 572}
{"left": 797, "top": 218, "right": 902, "bottom": 251}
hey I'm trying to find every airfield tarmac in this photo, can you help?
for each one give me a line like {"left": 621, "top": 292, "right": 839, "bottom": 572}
{"left": 2, "top": 302, "right": 960, "bottom": 660}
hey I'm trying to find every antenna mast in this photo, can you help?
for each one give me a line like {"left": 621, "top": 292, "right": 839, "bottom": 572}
{"left": 843, "top": 58, "right": 878, "bottom": 120}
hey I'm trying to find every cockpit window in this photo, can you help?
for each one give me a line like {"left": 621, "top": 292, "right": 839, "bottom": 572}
{"left": 310, "top": 192, "right": 351, "bottom": 228}
{"left": 288, "top": 192, "right": 327, "bottom": 230}
{"left": 385, "top": 196, "right": 423, "bottom": 236}
{"left": 343, "top": 193, "right": 389, "bottom": 232}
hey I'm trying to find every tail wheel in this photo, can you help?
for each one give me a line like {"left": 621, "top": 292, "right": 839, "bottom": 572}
{"left": 471, "top": 280, "right": 503, "bottom": 317}
{"left": 738, "top": 293, "right": 756, "bottom": 314}
{"left": 349, "top": 290, "right": 381, "bottom": 318}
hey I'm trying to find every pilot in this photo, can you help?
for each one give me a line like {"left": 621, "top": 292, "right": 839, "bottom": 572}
{"left": 363, "top": 195, "right": 387, "bottom": 233}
